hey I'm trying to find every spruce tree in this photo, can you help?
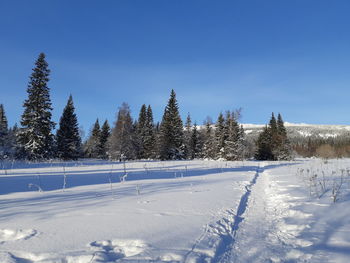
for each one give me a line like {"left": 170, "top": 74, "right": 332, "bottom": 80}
{"left": 255, "top": 113, "right": 291, "bottom": 160}
{"left": 255, "top": 125, "right": 274, "bottom": 160}
{"left": 237, "top": 125, "right": 246, "bottom": 160}
{"left": 136, "top": 104, "right": 148, "bottom": 159}
{"left": 276, "top": 113, "right": 292, "bottom": 160}
{"left": 56, "top": 95, "right": 82, "bottom": 160}
{"left": 17, "top": 53, "right": 55, "bottom": 160}
{"left": 7, "top": 124, "right": 19, "bottom": 159}
{"left": 189, "top": 122, "right": 201, "bottom": 159}
{"left": 277, "top": 113, "right": 287, "bottom": 138}
{"left": 214, "top": 112, "right": 226, "bottom": 159}
{"left": 159, "top": 89, "right": 184, "bottom": 160}
{"left": 184, "top": 113, "right": 192, "bottom": 159}
{"left": 143, "top": 105, "right": 156, "bottom": 159}
{"left": 0, "top": 104, "right": 9, "bottom": 158}
{"left": 85, "top": 119, "right": 101, "bottom": 158}
{"left": 109, "top": 103, "right": 136, "bottom": 160}
{"left": 224, "top": 111, "right": 241, "bottom": 160}
{"left": 203, "top": 118, "right": 215, "bottom": 159}
{"left": 99, "top": 120, "right": 111, "bottom": 159}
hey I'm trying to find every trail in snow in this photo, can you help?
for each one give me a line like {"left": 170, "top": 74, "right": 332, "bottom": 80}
{"left": 182, "top": 164, "right": 263, "bottom": 263}
{"left": 224, "top": 163, "right": 315, "bottom": 263}
{"left": 213, "top": 166, "right": 262, "bottom": 263}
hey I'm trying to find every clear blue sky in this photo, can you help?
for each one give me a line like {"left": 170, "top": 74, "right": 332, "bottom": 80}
{"left": 1, "top": 0, "right": 350, "bottom": 135}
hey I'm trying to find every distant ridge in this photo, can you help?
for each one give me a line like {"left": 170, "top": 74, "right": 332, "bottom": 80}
{"left": 242, "top": 123, "right": 350, "bottom": 140}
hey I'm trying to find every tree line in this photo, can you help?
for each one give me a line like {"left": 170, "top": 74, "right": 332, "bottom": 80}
{"left": 0, "top": 53, "right": 292, "bottom": 161}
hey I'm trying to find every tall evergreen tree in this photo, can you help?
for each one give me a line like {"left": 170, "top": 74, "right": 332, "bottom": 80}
{"left": 109, "top": 103, "right": 136, "bottom": 160}
{"left": 84, "top": 119, "right": 101, "bottom": 158}
{"left": 224, "top": 111, "right": 242, "bottom": 160}
{"left": 189, "top": 122, "right": 202, "bottom": 159}
{"left": 237, "top": 125, "right": 246, "bottom": 160}
{"left": 214, "top": 112, "right": 226, "bottom": 159}
{"left": 184, "top": 113, "right": 192, "bottom": 159}
{"left": 159, "top": 89, "right": 184, "bottom": 160}
{"left": 7, "top": 124, "right": 19, "bottom": 159}
{"left": 143, "top": 105, "right": 156, "bottom": 159}
{"left": 275, "top": 113, "right": 292, "bottom": 160}
{"left": 0, "top": 104, "right": 9, "bottom": 158}
{"left": 277, "top": 113, "right": 287, "bottom": 137}
{"left": 56, "top": 95, "right": 81, "bottom": 160}
{"left": 136, "top": 104, "right": 148, "bottom": 159}
{"left": 99, "top": 120, "right": 110, "bottom": 159}
{"left": 203, "top": 118, "right": 215, "bottom": 159}
{"left": 17, "top": 53, "right": 55, "bottom": 160}
{"left": 255, "top": 113, "right": 291, "bottom": 160}
{"left": 255, "top": 125, "right": 274, "bottom": 160}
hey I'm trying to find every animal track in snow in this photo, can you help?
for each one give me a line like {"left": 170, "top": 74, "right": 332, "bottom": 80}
{"left": 0, "top": 229, "right": 37, "bottom": 244}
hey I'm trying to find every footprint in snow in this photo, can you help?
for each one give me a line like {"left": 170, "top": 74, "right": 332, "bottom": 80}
{"left": 0, "top": 229, "right": 37, "bottom": 244}
{"left": 89, "top": 239, "right": 149, "bottom": 261}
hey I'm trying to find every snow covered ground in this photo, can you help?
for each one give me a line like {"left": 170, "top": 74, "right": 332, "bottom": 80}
{"left": 0, "top": 159, "right": 350, "bottom": 262}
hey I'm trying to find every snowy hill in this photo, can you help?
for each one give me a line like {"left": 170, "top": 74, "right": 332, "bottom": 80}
{"left": 242, "top": 122, "right": 350, "bottom": 140}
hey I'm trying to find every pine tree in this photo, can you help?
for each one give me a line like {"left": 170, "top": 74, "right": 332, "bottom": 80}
{"left": 56, "top": 95, "right": 82, "bottom": 160}
{"left": 224, "top": 111, "right": 241, "bottom": 160}
{"left": 143, "top": 105, "right": 156, "bottom": 159}
{"left": 189, "top": 122, "right": 202, "bottom": 159}
{"left": 214, "top": 112, "right": 226, "bottom": 159}
{"left": 203, "top": 118, "right": 215, "bottom": 159}
{"left": 0, "top": 104, "right": 9, "bottom": 158}
{"left": 109, "top": 103, "right": 136, "bottom": 160}
{"left": 275, "top": 113, "right": 292, "bottom": 160}
{"left": 159, "top": 89, "right": 184, "bottom": 160}
{"left": 255, "top": 113, "right": 291, "bottom": 160}
{"left": 237, "top": 125, "right": 246, "bottom": 160}
{"left": 84, "top": 119, "right": 101, "bottom": 158}
{"left": 99, "top": 120, "right": 110, "bottom": 159}
{"left": 184, "top": 113, "right": 192, "bottom": 159}
{"left": 136, "top": 104, "right": 148, "bottom": 159}
{"left": 277, "top": 113, "right": 287, "bottom": 138}
{"left": 269, "top": 112, "right": 280, "bottom": 154}
{"left": 17, "top": 53, "right": 55, "bottom": 160}
{"left": 7, "top": 124, "right": 19, "bottom": 159}
{"left": 255, "top": 125, "right": 274, "bottom": 160}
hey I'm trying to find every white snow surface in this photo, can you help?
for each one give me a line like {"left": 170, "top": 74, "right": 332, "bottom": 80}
{"left": 1, "top": 159, "right": 350, "bottom": 262}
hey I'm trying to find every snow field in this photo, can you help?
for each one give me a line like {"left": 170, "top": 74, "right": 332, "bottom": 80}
{"left": 0, "top": 160, "right": 257, "bottom": 262}
{"left": 1, "top": 159, "right": 350, "bottom": 262}
{"left": 228, "top": 159, "right": 350, "bottom": 263}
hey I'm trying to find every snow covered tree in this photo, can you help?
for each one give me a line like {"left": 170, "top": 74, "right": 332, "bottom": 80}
{"left": 189, "top": 122, "right": 202, "bottom": 159}
{"left": 223, "top": 111, "right": 243, "bottom": 160}
{"left": 0, "top": 104, "right": 9, "bottom": 159}
{"left": 202, "top": 118, "right": 215, "bottom": 159}
{"left": 275, "top": 113, "right": 292, "bottom": 160}
{"left": 143, "top": 105, "right": 156, "bottom": 159}
{"left": 136, "top": 104, "right": 147, "bottom": 159}
{"left": 159, "top": 89, "right": 184, "bottom": 160}
{"left": 255, "top": 125, "right": 274, "bottom": 160}
{"left": 17, "top": 53, "right": 55, "bottom": 160}
{"left": 184, "top": 113, "right": 192, "bottom": 159}
{"left": 99, "top": 120, "right": 110, "bottom": 159}
{"left": 255, "top": 113, "right": 291, "bottom": 160}
{"left": 56, "top": 95, "right": 82, "bottom": 160}
{"left": 277, "top": 113, "right": 287, "bottom": 138}
{"left": 237, "top": 125, "right": 246, "bottom": 159}
{"left": 109, "top": 103, "right": 136, "bottom": 160}
{"left": 84, "top": 119, "right": 101, "bottom": 158}
{"left": 214, "top": 112, "right": 226, "bottom": 159}
{"left": 7, "top": 124, "right": 19, "bottom": 159}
